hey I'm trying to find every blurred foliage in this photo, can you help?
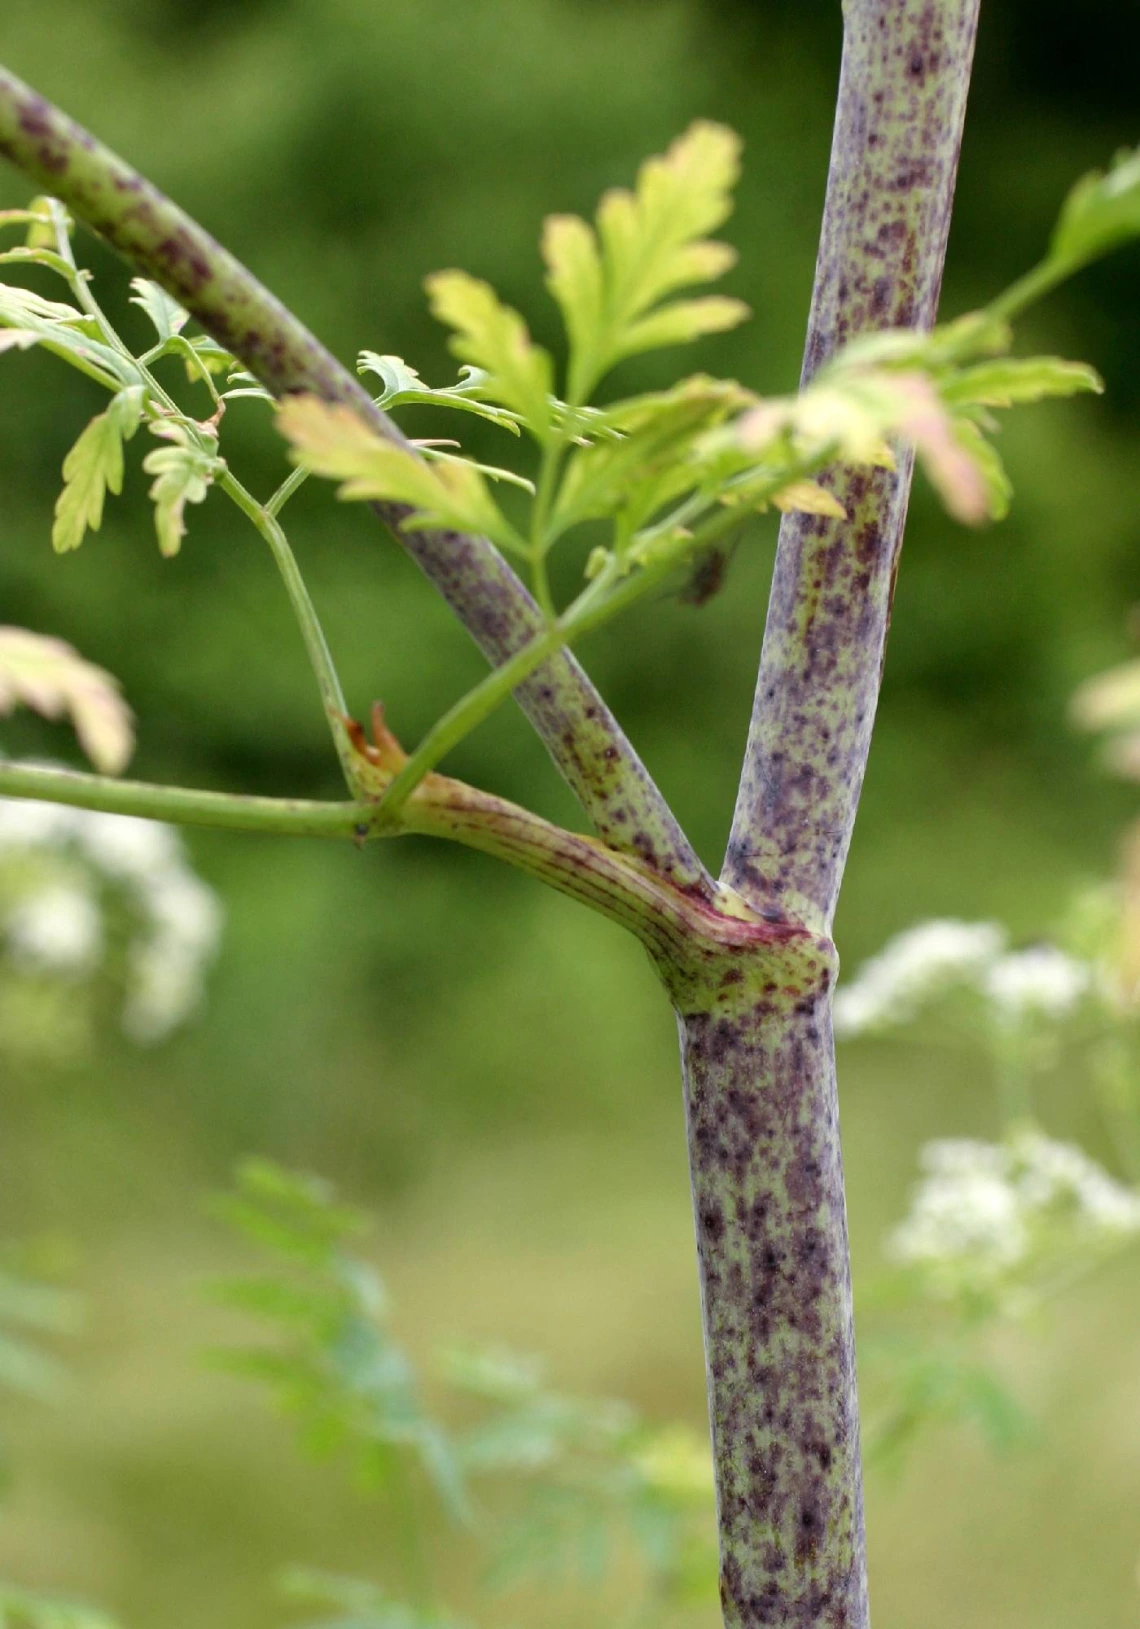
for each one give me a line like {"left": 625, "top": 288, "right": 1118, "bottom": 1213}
{"left": 207, "top": 1160, "right": 718, "bottom": 1620}
{"left": 1, "top": 3, "right": 1140, "bottom": 1628}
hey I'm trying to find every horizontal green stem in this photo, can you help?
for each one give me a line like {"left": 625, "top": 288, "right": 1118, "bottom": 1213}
{"left": 0, "top": 758, "right": 782, "bottom": 973}
{"left": 0, "top": 761, "right": 366, "bottom": 838}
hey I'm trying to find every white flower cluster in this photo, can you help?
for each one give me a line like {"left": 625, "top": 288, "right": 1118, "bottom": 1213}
{"left": 982, "top": 946, "right": 1091, "bottom": 1026}
{"left": 834, "top": 918, "right": 1092, "bottom": 1038}
{"left": 833, "top": 919, "right": 1004, "bottom": 1036}
{"left": 888, "top": 1130, "right": 1140, "bottom": 1295}
{"left": 0, "top": 796, "right": 222, "bottom": 1042}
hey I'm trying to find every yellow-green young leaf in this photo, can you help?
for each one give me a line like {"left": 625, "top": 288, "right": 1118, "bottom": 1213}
{"left": 0, "top": 286, "right": 136, "bottom": 386}
{"left": 612, "top": 296, "right": 749, "bottom": 365}
{"left": 552, "top": 379, "right": 749, "bottom": 538}
{"left": 52, "top": 386, "right": 146, "bottom": 553}
{"left": 737, "top": 368, "right": 990, "bottom": 522}
{"left": 941, "top": 356, "right": 1103, "bottom": 409}
{"left": 772, "top": 480, "right": 847, "bottom": 519}
{"left": 550, "top": 122, "right": 744, "bottom": 399}
{"left": 129, "top": 277, "right": 189, "bottom": 342}
{"left": 277, "top": 397, "right": 525, "bottom": 555}
{"left": 0, "top": 625, "right": 134, "bottom": 773}
{"left": 948, "top": 418, "right": 1012, "bottom": 521}
{"left": 597, "top": 122, "right": 741, "bottom": 315}
{"left": 424, "top": 270, "right": 553, "bottom": 440}
{"left": 542, "top": 213, "right": 604, "bottom": 361}
{"left": 141, "top": 423, "right": 220, "bottom": 558}
{"left": 182, "top": 336, "right": 237, "bottom": 381}
{"left": 741, "top": 377, "right": 899, "bottom": 468}
{"left": 1051, "top": 146, "right": 1140, "bottom": 273}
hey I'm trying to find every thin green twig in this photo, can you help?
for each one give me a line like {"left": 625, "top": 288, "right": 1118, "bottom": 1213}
{"left": 217, "top": 469, "right": 361, "bottom": 792}
{"left": 0, "top": 761, "right": 369, "bottom": 839}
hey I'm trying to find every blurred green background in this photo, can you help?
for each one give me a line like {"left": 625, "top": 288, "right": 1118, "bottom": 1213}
{"left": 1, "top": 0, "right": 1140, "bottom": 1624}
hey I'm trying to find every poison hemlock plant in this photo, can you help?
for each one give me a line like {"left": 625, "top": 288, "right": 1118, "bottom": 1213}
{"left": 0, "top": 5, "right": 1139, "bottom": 1623}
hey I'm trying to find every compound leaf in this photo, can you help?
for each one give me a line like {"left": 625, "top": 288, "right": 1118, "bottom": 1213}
{"left": 0, "top": 625, "right": 133, "bottom": 773}
{"left": 0, "top": 285, "right": 135, "bottom": 386}
{"left": 942, "top": 356, "right": 1103, "bottom": 409}
{"left": 141, "top": 421, "right": 221, "bottom": 557}
{"left": 948, "top": 417, "right": 1012, "bottom": 521}
{"left": 544, "top": 121, "right": 746, "bottom": 400}
{"left": 52, "top": 386, "right": 146, "bottom": 554}
{"left": 278, "top": 396, "right": 527, "bottom": 555}
{"left": 358, "top": 351, "right": 522, "bottom": 434}
{"left": 613, "top": 295, "right": 749, "bottom": 364}
{"left": 541, "top": 212, "right": 604, "bottom": 364}
{"left": 129, "top": 276, "right": 190, "bottom": 342}
{"left": 424, "top": 271, "right": 553, "bottom": 441}
{"left": 1051, "top": 146, "right": 1140, "bottom": 273}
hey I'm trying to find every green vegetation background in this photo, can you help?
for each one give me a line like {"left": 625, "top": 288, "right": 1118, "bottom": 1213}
{"left": 1, "top": 1, "right": 1139, "bottom": 1624}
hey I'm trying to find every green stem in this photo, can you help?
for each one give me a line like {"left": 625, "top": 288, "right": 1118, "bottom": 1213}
{"left": 0, "top": 758, "right": 776, "bottom": 975}
{"left": 0, "top": 761, "right": 366, "bottom": 838}
{"left": 376, "top": 549, "right": 685, "bottom": 823}
{"left": 377, "top": 620, "right": 570, "bottom": 822}
{"left": 265, "top": 462, "right": 311, "bottom": 519}
{"left": 216, "top": 469, "right": 360, "bottom": 793}
{"left": 987, "top": 256, "right": 1072, "bottom": 326}
{"left": 47, "top": 198, "right": 126, "bottom": 343}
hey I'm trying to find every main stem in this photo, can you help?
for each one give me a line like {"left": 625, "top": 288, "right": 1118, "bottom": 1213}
{"left": 678, "top": 4, "right": 980, "bottom": 1625}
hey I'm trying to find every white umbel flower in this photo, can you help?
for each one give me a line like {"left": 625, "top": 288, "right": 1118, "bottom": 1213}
{"left": 123, "top": 868, "right": 223, "bottom": 1042}
{"left": 834, "top": 919, "right": 1006, "bottom": 1036}
{"left": 0, "top": 792, "right": 222, "bottom": 1043}
{"left": 889, "top": 1139, "right": 1027, "bottom": 1274}
{"left": 983, "top": 947, "right": 1091, "bottom": 1024}
{"left": 75, "top": 811, "right": 181, "bottom": 882}
{"left": 6, "top": 882, "right": 103, "bottom": 974}
{"left": 889, "top": 1130, "right": 1140, "bottom": 1294}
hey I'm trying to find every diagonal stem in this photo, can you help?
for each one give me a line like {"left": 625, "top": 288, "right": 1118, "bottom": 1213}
{"left": 0, "top": 64, "right": 710, "bottom": 895}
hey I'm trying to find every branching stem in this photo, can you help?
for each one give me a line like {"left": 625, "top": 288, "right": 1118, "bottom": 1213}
{"left": 0, "top": 64, "right": 709, "bottom": 891}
